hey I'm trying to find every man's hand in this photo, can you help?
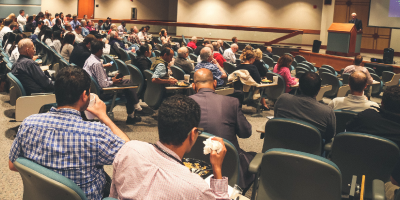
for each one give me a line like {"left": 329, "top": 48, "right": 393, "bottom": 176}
{"left": 130, "top": 48, "right": 136, "bottom": 53}
{"left": 209, "top": 137, "right": 227, "bottom": 179}
{"left": 211, "top": 58, "right": 218, "bottom": 65}
{"left": 86, "top": 94, "right": 108, "bottom": 119}
{"left": 32, "top": 55, "right": 39, "bottom": 61}
{"left": 112, "top": 76, "right": 122, "bottom": 84}
{"left": 169, "top": 78, "right": 178, "bottom": 85}
{"left": 103, "top": 63, "right": 112, "bottom": 68}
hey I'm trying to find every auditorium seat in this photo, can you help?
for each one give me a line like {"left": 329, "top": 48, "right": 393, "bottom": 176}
{"left": 189, "top": 53, "right": 197, "bottom": 61}
{"left": 153, "top": 50, "right": 161, "bottom": 57}
{"left": 155, "top": 43, "right": 162, "bottom": 51}
{"left": 128, "top": 52, "right": 136, "bottom": 63}
{"left": 115, "top": 47, "right": 131, "bottom": 62}
{"left": 297, "top": 63, "right": 312, "bottom": 72}
{"left": 223, "top": 62, "right": 236, "bottom": 74}
{"left": 187, "top": 46, "right": 194, "bottom": 54}
{"left": 370, "top": 73, "right": 383, "bottom": 96}
{"left": 341, "top": 73, "right": 350, "bottom": 85}
{"left": 365, "top": 67, "right": 376, "bottom": 75}
{"left": 334, "top": 110, "right": 357, "bottom": 133}
{"left": 143, "top": 70, "right": 166, "bottom": 110}
{"left": 127, "top": 64, "right": 145, "bottom": 99}
{"left": 103, "top": 55, "right": 119, "bottom": 75}
{"left": 302, "top": 61, "right": 317, "bottom": 72}
{"left": 271, "top": 55, "right": 280, "bottom": 62}
{"left": 294, "top": 55, "right": 307, "bottom": 63}
{"left": 170, "top": 65, "right": 185, "bottom": 80}
{"left": 321, "top": 65, "right": 338, "bottom": 76}
{"left": 114, "top": 59, "right": 130, "bottom": 76}
{"left": 331, "top": 132, "right": 400, "bottom": 199}
{"left": 249, "top": 148, "right": 342, "bottom": 200}
{"left": 262, "top": 56, "right": 274, "bottom": 68}
{"left": 382, "top": 71, "right": 395, "bottom": 83}
{"left": 291, "top": 59, "right": 298, "bottom": 68}
{"left": 320, "top": 72, "right": 343, "bottom": 97}
{"left": 263, "top": 72, "right": 285, "bottom": 102}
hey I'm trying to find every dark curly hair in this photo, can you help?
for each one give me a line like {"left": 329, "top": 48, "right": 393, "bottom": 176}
{"left": 382, "top": 85, "right": 400, "bottom": 113}
{"left": 158, "top": 94, "right": 201, "bottom": 146}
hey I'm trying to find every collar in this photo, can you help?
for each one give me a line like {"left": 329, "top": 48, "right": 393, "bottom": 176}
{"left": 91, "top": 54, "right": 101, "bottom": 61}
{"left": 18, "top": 54, "right": 31, "bottom": 60}
{"left": 198, "top": 88, "right": 215, "bottom": 93}
{"left": 50, "top": 107, "right": 82, "bottom": 117}
{"left": 347, "top": 94, "right": 367, "bottom": 101}
{"left": 155, "top": 141, "right": 182, "bottom": 162}
{"left": 296, "top": 94, "right": 317, "bottom": 100}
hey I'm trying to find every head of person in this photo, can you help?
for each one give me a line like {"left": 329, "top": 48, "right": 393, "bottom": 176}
{"left": 5, "top": 33, "right": 17, "bottom": 47}
{"left": 121, "top": 21, "right": 126, "bottom": 27}
{"left": 45, "top": 10, "right": 48, "bottom": 15}
{"left": 55, "top": 67, "right": 91, "bottom": 111}
{"left": 72, "top": 15, "right": 77, "bottom": 22}
{"left": 203, "top": 39, "right": 211, "bottom": 46}
{"left": 83, "top": 14, "right": 87, "bottom": 19}
{"left": 177, "top": 47, "right": 189, "bottom": 59}
{"left": 0, "top": 19, "right": 3, "bottom": 26}
{"left": 132, "top": 26, "right": 138, "bottom": 33}
{"left": 232, "top": 37, "right": 238, "bottom": 43}
{"left": 381, "top": 85, "right": 400, "bottom": 113}
{"left": 217, "top": 40, "right": 223, "bottom": 47}
{"left": 98, "top": 20, "right": 103, "bottom": 26}
{"left": 266, "top": 46, "right": 272, "bottom": 53}
{"left": 110, "top": 24, "right": 117, "bottom": 31}
{"left": 65, "top": 23, "right": 72, "bottom": 31}
{"left": 4, "top": 19, "right": 12, "bottom": 27}
{"left": 43, "top": 28, "right": 53, "bottom": 41}
{"left": 87, "top": 20, "right": 92, "bottom": 27}
{"left": 299, "top": 72, "right": 321, "bottom": 97}
{"left": 37, "top": 20, "right": 44, "bottom": 29}
{"left": 200, "top": 47, "right": 213, "bottom": 62}
{"left": 83, "top": 34, "right": 96, "bottom": 48}
{"left": 18, "top": 38, "right": 36, "bottom": 59}
{"left": 160, "top": 28, "right": 167, "bottom": 37}
{"left": 19, "top": 10, "right": 25, "bottom": 16}
{"left": 254, "top": 48, "right": 263, "bottom": 61}
{"left": 53, "top": 30, "right": 62, "bottom": 41}
{"left": 110, "top": 31, "right": 118, "bottom": 39}
{"left": 45, "top": 13, "right": 50, "bottom": 19}
{"left": 277, "top": 54, "right": 293, "bottom": 69}
{"left": 241, "top": 50, "right": 256, "bottom": 64}
{"left": 55, "top": 13, "right": 59, "bottom": 19}
{"left": 27, "top": 16, "right": 33, "bottom": 23}
{"left": 139, "top": 26, "right": 146, "bottom": 32}
{"left": 81, "top": 20, "right": 87, "bottom": 27}
{"left": 162, "top": 42, "right": 172, "bottom": 50}
{"left": 75, "top": 24, "right": 82, "bottom": 34}
{"left": 63, "top": 32, "right": 75, "bottom": 46}
{"left": 212, "top": 42, "right": 220, "bottom": 52}
{"left": 138, "top": 44, "right": 152, "bottom": 57}
{"left": 349, "top": 71, "right": 368, "bottom": 94}
{"left": 352, "top": 13, "right": 357, "bottom": 19}
{"left": 60, "top": 12, "right": 64, "bottom": 18}
{"left": 66, "top": 14, "right": 71, "bottom": 19}
{"left": 158, "top": 94, "right": 201, "bottom": 150}
{"left": 191, "top": 36, "right": 197, "bottom": 43}
{"left": 56, "top": 18, "right": 62, "bottom": 26}
{"left": 90, "top": 39, "right": 104, "bottom": 57}
{"left": 145, "top": 25, "right": 150, "bottom": 31}
{"left": 10, "top": 22, "right": 19, "bottom": 31}
{"left": 192, "top": 68, "right": 217, "bottom": 93}
{"left": 354, "top": 55, "right": 363, "bottom": 66}
{"left": 230, "top": 43, "right": 238, "bottom": 53}
{"left": 106, "top": 17, "right": 111, "bottom": 23}
{"left": 8, "top": 13, "right": 16, "bottom": 20}
{"left": 160, "top": 47, "right": 174, "bottom": 63}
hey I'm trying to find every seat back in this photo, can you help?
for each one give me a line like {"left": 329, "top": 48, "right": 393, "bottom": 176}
{"left": 154, "top": 50, "right": 161, "bottom": 57}
{"left": 341, "top": 73, "right": 350, "bottom": 85}
{"left": 321, "top": 65, "right": 338, "bottom": 76}
{"left": 370, "top": 73, "right": 383, "bottom": 96}
{"left": 116, "top": 47, "right": 130, "bottom": 62}
{"left": 291, "top": 59, "right": 298, "bottom": 68}
{"left": 110, "top": 46, "right": 118, "bottom": 56}
{"left": 127, "top": 64, "right": 145, "bottom": 98}
{"left": 103, "top": 55, "right": 118, "bottom": 74}
{"left": 271, "top": 55, "right": 280, "bottom": 62}
{"left": 319, "top": 68, "right": 334, "bottom": 76}
{"left": 302, "top": 61, "right": 317, "bottom": 72}
{"left": 365, "top": 67, "right": 376, "bottom": 74}
{"left": 187, "top": 46, "right": 194, "bottom": 54}
{"left": 382, "top": 71, "right": 395, "bottom": 83}
{"left": 183, "top": 132, "right": 240, "bottom": 187}
{"left": 182, "top": 35, "right": 188, "bottom": 45}
{"left": 331, "top": 132, "right": 400, "bottom": 198}
{"left": 334, "top": 110, "right": 358, "bottom": 133}
{"left": 264, "top": 72, "right": 285, "bottom": 101}
{"left": 155, "top": 43, "right": 162, "bottom": 51}
{"left": 223, "top": 62, "right": 236, "bottom": 74}
{"left": 170, "top": 65, "right": 185, "bottom": 80}
{"left": 223, "top": 41, "right": 231, "bottom": 49}
{"left": 7, "top": 72, "right": 27, "bottom": 106}
{"left": 14, "top": 157, "right": 87, "bottom": 200}
{"left": 143, "top": 70, "right": 165, "bottom": 109}
{"left": 189, "top": 53, "right": 197, "bottom": 61}
{"left": 297, "top": 63, "right": 312, "bottom": 72}
{"left": 320, "top": 72, "right": 343, "bottom": 97}
{"left": 294, "top": 55, "right": 307, "bottom": 63}
{"left": 89, "top": 76, "right": 101, "bottom": 96}
{"left": 263, "top": 118, "right": 322, "bottom": 155}
{"left": 254, "top": 148, "right": 341, "bottom": 200}
{"left": 115, "top": 59, "right": 130, "bottom": 76}
{"left": 128, "top": 52, "right": 137, "bottom": 63}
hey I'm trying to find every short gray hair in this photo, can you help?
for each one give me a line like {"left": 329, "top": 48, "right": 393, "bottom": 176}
{"left": 231, "top": 43, "right": 238, "bottom": 49}
{"left": 110, "top": 31, "right": 117, "bottom": 38}
{"left": 191, "top": 36, "right": 197, "bottom": 41}
{"left": 177, "top": 47, "right": 188, "bottom": 58}
{"left": 200, "top": 47, "right": 212, "bottom": 61}
{"left": 81, "top": 20, "right": 86, "bottom": 25}
{"left": 18, "top": 38, "right": 33, "bottom": 54}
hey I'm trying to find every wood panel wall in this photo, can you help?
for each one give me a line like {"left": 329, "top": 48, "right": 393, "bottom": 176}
{"left": 334, "top": 0, "right": 391, "bottom": 51}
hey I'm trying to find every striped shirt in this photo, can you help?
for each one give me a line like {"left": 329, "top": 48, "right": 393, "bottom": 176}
{"left": 83, "top": 54, "right": 113, "bottom": 88}
{"left": 9, "top": 107, "right": 125, "bottom": 200}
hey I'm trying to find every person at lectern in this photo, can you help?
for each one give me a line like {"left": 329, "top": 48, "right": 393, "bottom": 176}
{"left": 349, "top": 13, "right": 362, "bottom": 33}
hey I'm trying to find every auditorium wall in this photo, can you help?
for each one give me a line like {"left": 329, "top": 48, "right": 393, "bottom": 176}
{"left": 41, "top": 0, "right": 77, "bottom": 16}
{"left": 0, "top": 0, "right": 41, "bottom": 18}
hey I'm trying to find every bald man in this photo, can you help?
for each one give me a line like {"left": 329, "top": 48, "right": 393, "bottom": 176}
{"left": 349, "top": 13, "right": 362, "bottom": 32}
{"left": 175, "top": 47, "right": 194, "bottom": 74}
{"left": 266, "top": 46, "right": 273, "bottom": 57}
{"left": 11, "top": 38, "right": 54, "bottom": 95}
{"left": 329, "top": 71, "right": 378, "bottom": 112}
{"left": 189, "top": 68, "right": 254, "bottom": 191}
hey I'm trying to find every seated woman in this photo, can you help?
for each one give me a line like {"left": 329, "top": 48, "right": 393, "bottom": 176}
{"left": 212, "top": 42, "right": 226, "bottom": 67}
{"left": 160, "top": 28, "right": 179, "bottom": 51}
{"left": 60, "top": 33, "right": 75, "bottom": 62}
{"left": 253, "top": 48, "right": 268, "bottom": 78}
{"left": 9, "top": 34, "right": 24, "bottom": 64}
{"left": 133, "top": 44, "right": 153, "bottom": 75}
{"left": 42, "top": 28, "right": 53, "bottom": 47}
{"left": 273, "top": 54, "right": 298, "bottom": 93}
{"left": 52, "top": 30, "right": 63, "bottom": 53}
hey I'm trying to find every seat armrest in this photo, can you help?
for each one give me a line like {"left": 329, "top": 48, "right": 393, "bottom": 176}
{"left": 372, "top": 179, "right": 385, "bottom": 200}
{"left": 31, "top": 93, "right": 53, "bottom": 96}
{"left": 103, "top": 198, "right": 118, "bottom": 200}
{"left": 102, "top": 86, "right": 138, "bottom": 91}
{"left": 324, "top": 142, "right": 333, "bottom": 152}
{"left": 248, "top": 153, "right": 264, "bottom": 174}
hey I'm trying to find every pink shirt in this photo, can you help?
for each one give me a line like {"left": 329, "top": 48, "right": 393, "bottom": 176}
{"left": 110, "top": 140, "right": 229, "bottom": 200}
{"left": 273, "top": 64, "right": 297, "bottom": 93}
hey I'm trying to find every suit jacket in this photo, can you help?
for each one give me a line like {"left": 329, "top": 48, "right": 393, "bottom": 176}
{"left": 190, "top": 88, "right": 254, "bottom": 189}
{"left": 349, "top": 18, "right": 362, "bottom": 31}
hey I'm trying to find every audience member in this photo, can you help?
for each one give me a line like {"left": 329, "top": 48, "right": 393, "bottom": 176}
{"left": 329, "top": 71, "right": 379, "bottom": 112}
{"left": 86, "top": 20, "right": 96, "bottom": 32}
{"left": 195, "top": 47, "right": 227, "bottom": 87}
{"left": 70, "top": 15, "right": 81, "bottom": 30}
{"left": 265, "top": 46, "right": 273, "bottom": 57}
{"left": 60, "top": 32, "right": 75, "bottom": 62}
{"left": 70, "top": 34, "right": 96, "bottom": 68}
{"left": 52, "top": 30, "right": 63, "bottom": 53}
{"left": 83, "top": 40, "right": 143, "bottom": 124}
{"left": 94, "top": 33, "right": 111, "bottom": 55}
{"left": 346, "top": 85, "right": 400, "bottom": 146}
{"left": 4, "top": 32, "right": 16, "bottom": 56}
{"left": 96, "top": 20, "right": 104, "bottom": 30}
{"left": 72, "top": 24, "right": 84, "bottom": 43}
{"left": 109, "top": 31, "right": 135, "bottom": 52}
{"left": 16, "top": 10, "right": 27, "bottom": 31}
{"left": 51, "top": 13, "right": 59, "bottom": 26}
{"left": 223, "top": 43, "right": 238, "bottom": 64}
{"left": 343, "top": 55, "right": 373, "bottom": 85}
{"left": 9, "top": 66, "right": 129, "bottom": 200}
{"left": 117, "top": 21, "right": 127, "bottom": 36}
{"left": 33, "top": 20, "right": 43, "bottom": 35}
{"left": 24, "top": 16, "right": 34, "bottom": 33}
{"left": 190, "top": 68, "right": 255, "bottom": 190}
{"left": 64, "top": 23, "right": 72, "bottom": 35}
{"left": 128, "top": 26, "right": 140, "bottom": 44}
{"left": 151, "top": 47, "right": 178, "bottom": 85}
{"left": 59, "top": 12, "right": 65, "bottom": 24}
{"left": 137, "top": 26, "right": 148, "bottom": 43}
{"left": 159, "top": 29, "right": 171, "bottom": 45}
{"left": 0, "top": 19, "right": 16, "bottom": 40}
{"left": 175, "top": 47, "right": 194, "bottom": 74}
{"left": 274, "top": 72, "right": 336, "bottom": 145}
{"left": 80, "top": 20, "right": 89, "bottom": 37}
{"left": 217, "top": 40, "right": 224, "bottom": 54}
{"left": 11, "top": 38, "right": 53, "bottom": 95}
{"left": 102, "top": 17, "right": 111, "bottom": 31}
{"left": 9, "top": 34, "right": 23, "bottom": 64}
{"left": 212, "top": 42, "right": 226, "bottom": 67}
{"left": 52, "top": 18, "right": 64, "bottom": 32}
{"left": 194, "top": 39, "right": 210, "bottom": 56}
{"left": 273, "top": 54, "right": 298, "bottom": 93}
{"left": 43, "top": 13, "right": 52, "bottom": 27}
{"left": 42, "top": 28, "right": 53, "bottom": 47}
{"left": 232, "top": 36, "right": 238, "bottom": 44}
{"left": 109, "top": 95, "right": 229, "bottom": 199}
{"left": 253, "top": 48, "right": 268, "bottom": 78}
{"left": 187, "top": 36, "right": 197, "bottom": 50}
{"left": 82, "top": 14, "right": 88, "bottom": 21}
{"left": 133, "top": 44, "right": 152, "bottom": 75}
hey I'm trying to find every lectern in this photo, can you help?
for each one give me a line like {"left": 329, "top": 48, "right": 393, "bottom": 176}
{"left": 326, "top": 23, "right": 362, "bottom": 57}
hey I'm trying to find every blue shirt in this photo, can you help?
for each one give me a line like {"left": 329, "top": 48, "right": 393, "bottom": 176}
{"left": 81, "top": 27, "right": 89, "bottom": 37}
{"left": 9, "top": 107, "right": 125, "bottom": 200}
{"left": 70, "top": 20, "right": 81, "bottom": 30}
{"left": 195, "top": 61, "right": 224, "bottom": 86}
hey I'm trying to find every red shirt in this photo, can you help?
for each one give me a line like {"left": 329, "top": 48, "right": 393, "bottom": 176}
{"left": 187, "top": 41, "right": 197, "bottom": 50}
{"left": 213, "top": 52, "right": 226, "bottom": 68}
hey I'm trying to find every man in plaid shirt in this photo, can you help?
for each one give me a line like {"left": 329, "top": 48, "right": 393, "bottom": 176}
{"left": 9, "top": 67, "right": 130, "bottom": 200}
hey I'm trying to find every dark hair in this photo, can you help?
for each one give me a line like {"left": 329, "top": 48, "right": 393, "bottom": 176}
{"left": 55, "top": 66, "right": 91, "bottom": 107}
{"left": 59, "top": 12, "right": 63, "bottom": 15}
{"left": 83, "top": 34, "right": 96, "bottom": 44}
{"left": 27, "top": 16, "right": 33, "bottom": 23}
{"left": 55, "top": 13, "right": 59, "bottom": 17}
{"left": 37, "top": 20, "right": 44, "bottom": 26}
{"left": 145, "top": 25, "right": 150, "bottom": 29}
{"left": 43, "top": 28, "right": 53, "bottom": 42}
{"left": 139, "top": 26, "right": 145, "bottom": 32}
{"left": 349, "top": 71, "right": 368, "bottom": 92}
{"left": 5, "top": 33, "right": 16, "bottom": 54}
{"left": 382, "top": 86, "right": 400, "bottom": 113}
{"left": 98, "top": 20, "right": 103, "bottom": 23}
{"left": 158, "top": 94, "right": 201, "bottom": 146}
{"left": 161, "top": 47, "right": 173, "bottom": 57}
{"left": 203, "top": 39, "right": 210, "bottom": 45}
{"left": 4, "top": 19, "right": 12, "bottom": 26}
{"left": 53, "top": 30, "right": 62, "bottom": 41}
{"left": 137, "top": 44, "right": 150, "bottom": 56}
{"left": 66, "top": 14, "right": 71, "bottom": 18}
{"left": 13, "top": 29, "right": 22, "bottom": 34}
{"left": 232, "top": 37, "right": 237, "bottom": 43}
{"left": 299, "top": 72, "right": 321, "bottom": 97}
{"left": 121, "top": 21, "right": 126, "bottom": 24}
{"left": 161, "top": 43, "right": 172, "bottom": 50}
{"left": 9, "top": 34, "right": 23, "bottom": 55}
{"left": 35, "top": 14, "right": 44, "bottom": 23}
{"left": 10, "top": 22, "right": 19, "bottom": 30}
{"left": 38, "top": 25, "right": 48, "bottom": 40}
{"left": 55, "top": 18, "right": 61, "bottom": 25}
{"left": 19, "top": 10, "right": 24, "bottom": 14}
{"left": 354, "top": 55, "right": 363, "bottom": 65}
{"left": 61, "top": 32, "right": 75, "bottom": 52}
{"left": 90, "top": 40, "right": 104, "bottom": 54}
{"left": 277, "top": 54, "right": 293, "bottom": 70}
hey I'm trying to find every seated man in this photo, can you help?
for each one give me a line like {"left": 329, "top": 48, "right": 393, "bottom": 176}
{"left": 9, "top": 66, "right": 130, "bottom": 200}
{"left": 109, "top": 31, "right": 135, "bottom": 52}
{"left": 190, "top": 68, "right": 254, "bottom": 190}
{"left": 94, "top": 33, "right": 111, "bottom": 55}
{"left": 329, "top": 71, "right": 379, "bottom": 112}
{"left": 69, "top": 14, "right": 81, "bottom": 30}
{"left": 343, "top": 55, "right": 373, "bottom": 85}
{"left": 96, "top": 19, "right": 104, "bottom": 30}
{"left": 11, "top": 38, "right": 53, "bottom": 95}
{"left": 110, "top": 95, "right": 229, "bottom": 199}
{"left": 194, "top": 39, "right": 210, "bottom": 56}
{"left": 266, "top": 46, "right": 273, "bottom": 57}
{"left": 117, "top": 21, "right": 127, "bottom": 36}
{"left": 232, "top": 36, "right": 238, "bottom": 44}
{"left": 175, "top": 47, "right": 194, "bottom": 74}
{"left": 223, "top": 43, "right": 238, "bottom": 64}
{"left": 72, "top": 24, "right": 84, "bottom": 43}
{"left": 346, "top": 85, "right": 400, "bottom": 146}
{"left": 83, "top": 40, "right": 142, "bottom": 124}
{"left": 187, "top": 36, "right": 197, "bottom": 50}
{"left": 274, "top": 72, "right": 336, "bottom": 144}
{"left": 151, "top": 47, "right": 178, "bottom": 85}
{"left": 128, "top": 26, "right": 140, "bottom": 45}
{"left": 63, "top": 23, "right": 73, "bottom": 36}
{"left": 70, "top": 34, "right": 96, "bottom": 68}
{"left": 195, "top": 47, "right": 227, "bottom": 87}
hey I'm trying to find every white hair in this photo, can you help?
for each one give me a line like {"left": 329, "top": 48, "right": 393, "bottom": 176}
{"left": 200, "top": 47, "right": 212, "bottom": 61}
{"left": 231, "top": 43, "right": 238, "bottom": 49}
{"left": 191, "top": 36, "right": 197, "bottom": 41}
{"left": 177, "top": 47, "right": 188, "bottom": 58}
{"left": 81, "top": 20, "right": 86, "bottom": 24}
{"left": 352, "top": 13, "right": 357, "bottom": 16}
{"left": 18, "top": 38, "right": 33, "bottom": 54}
{"left": 110, "top": 31, "right": 117, "bottom": 38}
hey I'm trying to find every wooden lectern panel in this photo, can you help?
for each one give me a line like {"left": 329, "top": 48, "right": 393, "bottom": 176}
{"left": 328, "top": 23, "right": 356, "bottom": 34}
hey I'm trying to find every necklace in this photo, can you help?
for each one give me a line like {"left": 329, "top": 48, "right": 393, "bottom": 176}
{"left": 153, "top": 143, "right": 184, "bottom": 166}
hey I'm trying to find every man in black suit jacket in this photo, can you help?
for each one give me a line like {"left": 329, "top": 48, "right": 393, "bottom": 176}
{"left": 349, "top": 13, "right": 362, "bottom": 32}
{"left": 189, "top": 68, "right": 255, "bottom": 191}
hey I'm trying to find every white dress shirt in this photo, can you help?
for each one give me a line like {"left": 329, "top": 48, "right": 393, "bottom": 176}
{"left": 72, "top": 31, "right": 84, "bottom": 43}
{"left": 0, "top": 26, "right": 12, "bottom": 41}
{"left": 34, "top": 27, "right": 40, "bottom": 35}
{"left": 17, "top": 15, "right": 27, "bottom": 31}
{"left": 10, "top": 47, "right": 20, "bottom": 64}
{"left": 328, "top": 94, "right": 379, "bottom": 112}
{"left": 223, "top": 48, "right": 236, "bottom": 64}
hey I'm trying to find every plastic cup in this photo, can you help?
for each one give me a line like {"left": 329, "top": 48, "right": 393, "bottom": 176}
{"left": 84, "top": 93, "right": 96, "bottom": 120}
{"left": 273, "top": 76, "right": 278, "bottom": 84}
{"left": 184, "top": 74, "right": 190, "bottom": 82}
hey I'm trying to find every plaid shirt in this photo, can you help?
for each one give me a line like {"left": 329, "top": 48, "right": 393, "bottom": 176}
{"left": 128, "top": 33, "right": 140, "bottom": 44}
{"left": 84, "top": 54, "right": 113, "bottom": 88}
{"left": 9, "top": 107, "right": 125, "bottom": 200}
{"left": 195, "top": 61, "right": 224, "bottom": 86}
